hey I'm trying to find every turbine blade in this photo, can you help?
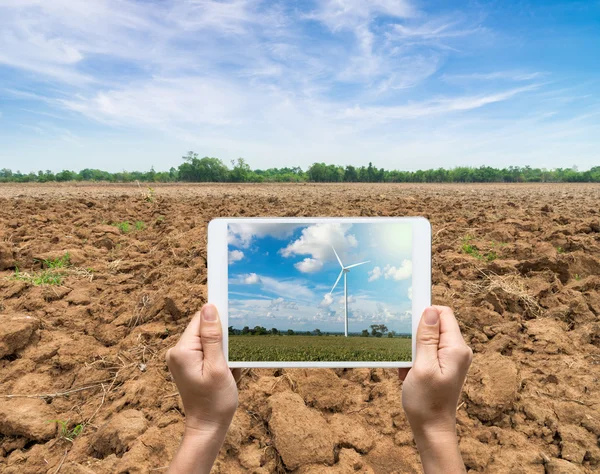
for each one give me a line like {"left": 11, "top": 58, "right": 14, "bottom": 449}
{"left": 345, "top": 260, "right": 370, "bottom": 269}
{"left": 331, "top": 245, "right": 343, "bottom": 268}
{"left": 330, "top": 270, "right": 343, "bottom": 293}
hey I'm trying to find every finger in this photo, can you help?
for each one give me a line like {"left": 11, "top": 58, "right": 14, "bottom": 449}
{"left": 431, "top": 305, "right": 468, "bottom": 349}
{"left": 414, "top": 307, "right": 441, "bottom": 369}
{"left": 232, "top": 368, "right": 243, "bottom": 384}
{"left": 177, "top": 311, "right": 203, "bottom": 351}
{"left": 199, "top": 304, "right": 225, "bottom": 362}
{"left": 398, "top": 368, "right": 410, "bottom": 381}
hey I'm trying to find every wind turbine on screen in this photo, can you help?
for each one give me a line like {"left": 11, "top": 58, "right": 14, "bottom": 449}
{"left": 329, "top": 246, "right": 369, "bottom": 337}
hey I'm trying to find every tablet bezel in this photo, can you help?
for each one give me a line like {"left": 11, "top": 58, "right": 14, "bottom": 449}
{"left": 208, "top": 216, "right": 431, "bottom": 368}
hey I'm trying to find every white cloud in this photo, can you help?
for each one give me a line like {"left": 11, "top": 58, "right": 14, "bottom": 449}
{"left": 306, "top": 0, "right": 415, "bottom": 31}
{"left": 269, "top": 297, "right": 299, "bottom": 311}
{"left": 59, "top": 77, "right": 249, "bottom": 128}
{"left": 228, "top": 250, "right": 244, "bottom": 264}
{"left": 392, "top": 18, "right": 482, "bottom": 40}
{"left": 3, "top": 0, "right": 591, "bottom": 173}
{"left": 348, "top": 299, "right": 412, "bottom": 326}
{"left": 280, "top": 223, "right": 358, "bottom": 260}
{"left": 320, "top": 293, "right": 334, "bottom": 308}
{"left": 338, "top": 295, "right": 355, "bottom": 305}
{"left": 243, "top": 273, "right": 260, "bottom": 284}
{"left": 260, "top": 275, "right": 313, "bottom": 300}
{"left": 408, "top": 286, "right": 412, "bottom": 300}
{"left": 234, "top": 273, "right": 313, "bottom": 300}
{"left": 269, "top": 297, "right": 284, "bottom": 306}
{"left": 228, "top": 223, "right": 302, "bottom": 248}
{"left": 294, "top": 257, "right": 323, "bottom": 273}
{"left": 229, "top": 293, "right": 411, "bottom": 332}
{"left": 342, "top": 85, "right": 541, "bottom": 123}
{"left": 368, "top": 261, "right": 412, "bottom": 282}
{"left": 442, "top": 71, "right": 544, "bottom": 82}
{"left": 368, "top": 266, "right": 382, "bottom": 282}
{"left": 383, "top": 260, "right": 412, "bottom": 281}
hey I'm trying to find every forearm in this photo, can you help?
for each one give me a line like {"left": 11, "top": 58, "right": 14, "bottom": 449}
{"left": 168, "top": 426, "right": 228, "bottom": 474}
{"left": 413, "top": 429, "right": 466, "bottom": 474}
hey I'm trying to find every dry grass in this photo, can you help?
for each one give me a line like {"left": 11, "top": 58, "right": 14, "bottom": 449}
{"left": 467, "top": 271, "right": 543, "bottom": 317}
{"left": 271, "top": 373, "right": 297, "bottom": 392}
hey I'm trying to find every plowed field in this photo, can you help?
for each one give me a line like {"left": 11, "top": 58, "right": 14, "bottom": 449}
{"left": 0, "top": 183, "right": 599, "bottom": 473}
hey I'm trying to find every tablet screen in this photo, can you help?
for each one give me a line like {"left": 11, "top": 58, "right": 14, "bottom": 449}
{"left": 226, "top": 221, "right": 413, "bottom": 363}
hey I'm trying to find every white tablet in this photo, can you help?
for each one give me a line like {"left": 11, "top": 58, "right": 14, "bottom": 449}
{"left": 208, "top": 217, "right": 430, "bottom": 368}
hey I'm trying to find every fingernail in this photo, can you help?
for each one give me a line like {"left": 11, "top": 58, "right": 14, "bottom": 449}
{"left": 202, "top": 305, "right": 218, "bottom": 321}
{"left": 423, "top": 307, "right": 439, "bottom": 325}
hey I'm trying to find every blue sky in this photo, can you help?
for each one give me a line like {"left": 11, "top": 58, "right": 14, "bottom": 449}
{"left": 227, "top": 222, "right": 413, "bottom": 333}
{"left": 0, "top": 0, "right": 599, "bottom": 172}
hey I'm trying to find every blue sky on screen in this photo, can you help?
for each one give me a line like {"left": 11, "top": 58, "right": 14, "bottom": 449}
{"left": 227, "top": 222, "right": 412, "bottom": 333}
{"left": 0, "top": 0, "right": 599, "bottom": 171}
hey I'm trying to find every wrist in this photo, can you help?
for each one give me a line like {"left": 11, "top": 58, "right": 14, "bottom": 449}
{"left": 411, "top": 420, "right": 459, "bottom": 453}
{"left": 412, "top": 425, "right": 465, "bottom": 474}
{"left": 414, "top": 428, "right": 458, "bottom": 451}
{"left": 184, "top": 419, "right": 230, "bottom": 441}
{"left": 168, "top": 422, "right": 229, "bottom": 474}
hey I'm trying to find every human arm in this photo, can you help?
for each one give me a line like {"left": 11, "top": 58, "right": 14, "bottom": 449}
{"left": 166, "top": 304, "right": 241, "bottom": 474}
{"left": 399, "top": 306, "right": 473, "bottom": 474}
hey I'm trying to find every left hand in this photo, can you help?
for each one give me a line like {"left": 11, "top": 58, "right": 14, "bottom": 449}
{"left": 166, "top": 303, "right": 241, "bottom": 434}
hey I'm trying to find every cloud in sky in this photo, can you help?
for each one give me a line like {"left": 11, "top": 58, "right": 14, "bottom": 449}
{"left": 280, "top": 223, "right": 358, "bottom": 260}
{"left": 228, "top": 223, "right": 302, "bottom": 248}
{"left": 320, "top": 293, "right": 334, "bottom": 308}
{"left": 295, "top": 257, "right": 324, "bottom": 273}
{"left": 1, "top": 0, "right": 599, "bottom": 171}
{"left": 368, "top": 266, "right": 383, "bottom": 282}
{"left": 383, "top": 260, "right": 412, "bottom": 281}
{"left": 369, "top": 260, "right": 412, "bottom": 282}
{"left": 228, "top": 250, "right": 244, "bottom": 264}
{"left": 228, "top": 222, "right": 413, "bottom": 332}
{"left": 242, "top": 272, "right": 260, "bottom": 284}
{"left": 235, "top": 272, "right": 314, "bottom": 300}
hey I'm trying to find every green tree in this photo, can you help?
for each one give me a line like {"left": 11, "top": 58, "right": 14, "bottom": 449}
{"left": 252, "top": 326, "right": 268, "bottom": 335}
{"left": 178, "top": 152, "right": 229, "bottom": 182}
{"left": 344, "top": 165, "right": 358, "bottom": 182}
{"left": 370, "top": 324, "right": 389, "bottom": 338}
{"left": 230, "top": 158, "right": 251, "bottom": 182}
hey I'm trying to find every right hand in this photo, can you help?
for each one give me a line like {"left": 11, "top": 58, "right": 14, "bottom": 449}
{"left": 165, "top": 304, "right": 241, "bottom": 434}
{"left": 399, "top": 306, "right": 473, "bottom": 439}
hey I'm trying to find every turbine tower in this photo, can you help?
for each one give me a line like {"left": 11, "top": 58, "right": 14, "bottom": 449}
{"left": 329, "top": 246, "right": 369, "bottom": 337}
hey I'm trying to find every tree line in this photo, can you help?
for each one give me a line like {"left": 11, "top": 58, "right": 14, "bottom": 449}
{"left": 2, "top": 151, "right": 599, "bottom": 183}
{"left": 229, "top": 324, "right": 411, "bottom": 338}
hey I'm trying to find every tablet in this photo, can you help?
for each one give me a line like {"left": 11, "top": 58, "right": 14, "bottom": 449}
{"left": 208, "top": 217, "right": 430, "bottom": 368}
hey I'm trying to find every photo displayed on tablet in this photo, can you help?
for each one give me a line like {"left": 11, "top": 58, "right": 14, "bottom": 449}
{"left": 227, "top": 222, "right": 413, "bottom": 362}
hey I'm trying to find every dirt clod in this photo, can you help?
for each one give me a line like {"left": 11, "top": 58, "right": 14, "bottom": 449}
{"left": 0, "top": 314, "right": 39, "bottom": 358}
{"left": 0, "top": 183, "right": 599, "bottom": 473}
{"left": 268, "top": 391, "right": 335, "bottom": 470}
{"left": 0, "top": 399, "right": 56, "bottom": 441}
{"left": 464, "top": 352, "right": 520, "bottom": 422}
{"left": 90, "top": 409, "right": 148, "bottom": 458}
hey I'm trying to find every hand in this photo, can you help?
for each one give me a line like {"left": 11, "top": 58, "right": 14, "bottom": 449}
{"left": 399, "top": 306, "right": 472, "bottom": 473}
{"left": 166, "top": 303, "right": 241, "bottom": 434}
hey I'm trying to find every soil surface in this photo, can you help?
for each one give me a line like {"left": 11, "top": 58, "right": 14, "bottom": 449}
{"left": 0, "top": 182, "right": 599, "bottom": 474}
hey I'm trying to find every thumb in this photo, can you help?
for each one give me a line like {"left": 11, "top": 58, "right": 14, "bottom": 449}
{"left": 414, "top": 307, "right": 441, "bottom": 369}
{"left": 200, "top": 304, "right": 225, "bottom": 362}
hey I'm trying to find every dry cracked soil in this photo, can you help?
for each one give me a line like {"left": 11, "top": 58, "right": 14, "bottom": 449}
{"left": 0, "top": 182, "right": 599, "bottom": 474}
